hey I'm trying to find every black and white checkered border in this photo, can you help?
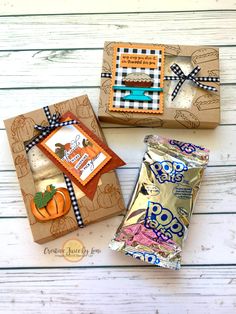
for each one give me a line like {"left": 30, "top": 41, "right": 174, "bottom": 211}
{"left": 43, "top": 106, "right": 52, "bottom": 122}
{"left": 112, "top": 47, "right": 163, "bottom": 111}
{"left": 191, "top": 77, "right": 217, "bottom": 91}
{"left": 64, "top": 174, "right": 84, "bottom": 227}
{"left": 164, "top": 75, "right": 219, "bottom": 82}
{"left": 171, "top": 78, "right": 185, "bottom": 100}
{"left": 194, "top": 77, "right": 219, "bottom": 82}
{"left": 101, "top": 72, "right": 112, "bottom": 78}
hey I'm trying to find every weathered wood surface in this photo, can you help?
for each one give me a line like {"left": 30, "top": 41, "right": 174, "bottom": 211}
{"left": 1, "top": 0, "right": 235, "bottom": 15}
{"left": 0, "top": 11, "right": 236, "bottom": 49}
{"left": 0, "top": 267, "right": 235, "bottom": 314}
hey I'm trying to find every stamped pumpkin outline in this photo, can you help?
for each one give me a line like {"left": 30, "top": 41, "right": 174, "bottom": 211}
{"left": 50, "top": 216, "right": 78, "bottom": 238}
{"left": 97, "top": 184, "right": 123, "bottom": 209}
{"left": 11, "top": 115, "right": 38, "bottom": 153}
{"left": 21, "top": 189, "right": 37, "bottom": 225}
{"left": 14, "top": 154, "right": 29, "bottom": 178}
{"left": 76, "top": 97, "right": 94, "bottom": 119}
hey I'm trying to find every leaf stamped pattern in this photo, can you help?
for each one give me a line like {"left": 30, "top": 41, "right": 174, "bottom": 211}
{"left": 33, "top": 184, "right": 57, "bottom": 209}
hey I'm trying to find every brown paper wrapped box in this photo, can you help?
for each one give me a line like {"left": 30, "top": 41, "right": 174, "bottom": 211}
{"left": 4, "top": 95, "right": 126, "bottom": 244}
{"left": 98, "top": 41, "right": 220, "bottom": 128}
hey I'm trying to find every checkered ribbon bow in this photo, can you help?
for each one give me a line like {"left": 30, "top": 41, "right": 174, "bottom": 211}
{"left": 25, "top": 111, "right": 78, "bottom": 152}
{"left": 24, "top": 106, "right": 84, "bottom": 227}
{"left": 164, "top": 63, "right": 220, "bottom": 101}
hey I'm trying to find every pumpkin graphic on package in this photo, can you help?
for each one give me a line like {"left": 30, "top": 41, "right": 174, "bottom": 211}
{"left": 15, "top": 154, "right": 28, "bottom": 178}
{"left": 50, "top": 216, "right": 78, "bottom": 238}
{"left": 90, "top": 118, "right": 99, "bottom": 135}
{"left": 21, "top": 189, "right": 37, "bottom": 225}
{"left": 12, "top": 141, "right": 24, "bottom": 153}
{"left": 54, "top": 103, "right": 73, "bottom": 115}
{"left": 76, "top": 98, "right": 93, "bottom": 118}
{"left": 31, "top": 185, "right": 71, "bottom": 222}
{"left": 97, "top": 184, "right": 121, "bottom": 209}
{"left": 11, "top": 115, "right": 36, "bottom": 141}
{"left": 78, "top": 196, "right": 96, "bottom": 214}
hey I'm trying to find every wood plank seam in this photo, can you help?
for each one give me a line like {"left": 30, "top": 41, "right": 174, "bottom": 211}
{"left": 1, "top": 9, "right": 236, "bottom": 18}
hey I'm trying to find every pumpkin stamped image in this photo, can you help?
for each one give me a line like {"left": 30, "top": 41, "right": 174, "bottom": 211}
{"left": 31, "top": 184, "right": 71, "bottom": 222}
{"left": 97, "top": 184, "right": 123, "bottom": 209}
{"left": 14, "top": 154, "right": 29, "bottom": 178}
{"left": 11, "top": 115, "right": 38, "bottom": 153}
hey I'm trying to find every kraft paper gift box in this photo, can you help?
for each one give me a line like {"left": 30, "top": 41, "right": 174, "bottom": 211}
{"left": 98, "top": 41, "right": 220, "bottom": 128}
{"left": 4, "top": 95, "right": 126, "bottom": 244}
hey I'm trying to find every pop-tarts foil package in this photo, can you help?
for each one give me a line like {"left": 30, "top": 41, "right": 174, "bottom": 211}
{"left": 109, "top": 135, "right": 209, "bottom": 270}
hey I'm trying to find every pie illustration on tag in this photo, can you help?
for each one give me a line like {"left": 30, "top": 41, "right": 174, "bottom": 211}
{"left": 109, "top": 43, "right": 165, "bottom": 114}
{"left": 38, "top": 112, "right": 125, "bottom": 199}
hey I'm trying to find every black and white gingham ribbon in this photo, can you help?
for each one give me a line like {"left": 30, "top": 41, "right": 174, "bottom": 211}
{"left": 164, "top": 63, "right": 220, "bottom": 101}
{"left": 26, "top": 106, "right": 84, "bottom": 227}
{"left": 101, "top": 72, "right": 112, "bottom": 78}
{"left": 25, "top": 110, "right": 78, "bottom": 152}
{"left": 64, "top": 175, "right": 83, "bottom": 227}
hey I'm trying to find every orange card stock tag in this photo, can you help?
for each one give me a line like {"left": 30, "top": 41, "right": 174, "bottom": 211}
{"left": 37, "top": 112, "right": 125, "bottom": 199}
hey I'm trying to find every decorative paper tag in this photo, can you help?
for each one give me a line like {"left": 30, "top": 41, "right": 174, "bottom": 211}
{"left": 37, "top": 112, "right": 125, "bottom": 199}
{"left": 109, "top": 43, "right": 165, "bottom": 114}
{"left": 120, "top": 54, "right": 158, "bottom": 69}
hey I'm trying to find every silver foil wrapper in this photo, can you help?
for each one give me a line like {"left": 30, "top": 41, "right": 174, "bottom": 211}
{"left": 109, "top": 135, "right": 209, "bottom": 270}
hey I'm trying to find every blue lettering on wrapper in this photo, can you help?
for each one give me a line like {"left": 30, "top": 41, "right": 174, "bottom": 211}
{"left": 149, "top": 160, "right": 188, "bottom": 184}
{"left": 144, "top": 201, "right": 184, "bottom": 241}
{"left": 125, "top": 251, "right": 160, "bottom": 266}
{"left": 169, "top": 139, "right": 205, "bottom": 154}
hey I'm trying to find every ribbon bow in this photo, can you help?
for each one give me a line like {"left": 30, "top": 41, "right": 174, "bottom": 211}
{"left": 164, "top": 63, "right": 220, "bottom": 101}
{"left": 25, "top": 111, "right": 78, "bottom": 152}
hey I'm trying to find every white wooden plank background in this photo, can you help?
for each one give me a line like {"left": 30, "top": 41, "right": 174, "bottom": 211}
{"left": 0, "top": 0, "right": 235, "bottom": 15}
{"left": 0, "top": 12, "right": 236, "bottom": 49}
{"left": 0, "top": 267, "right": 235, "bottom": 313}
{"left": 0, "top": 1, "right": 236, "bottom": 313}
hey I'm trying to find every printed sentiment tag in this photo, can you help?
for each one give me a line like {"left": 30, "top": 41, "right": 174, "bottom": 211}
{"left": 39, "top": 116, "right": 111, "bottom": 186}
{"left": 37, "top": 112, "right": 126, "bottom": 199}
{"left": 109, "top": 43, "right": 165, "bottom": 114}
{"left": 120, "top": 54, "right": 158, "bottom": 69}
